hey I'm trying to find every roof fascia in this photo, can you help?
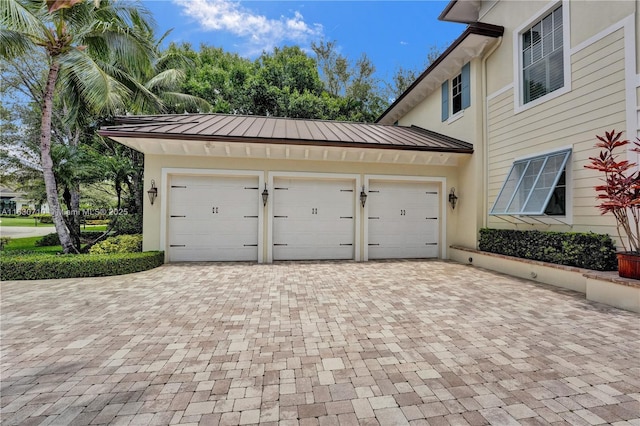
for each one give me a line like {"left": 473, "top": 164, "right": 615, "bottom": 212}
{"left": 439, "top": 0, "right": 482, "bottom": 23}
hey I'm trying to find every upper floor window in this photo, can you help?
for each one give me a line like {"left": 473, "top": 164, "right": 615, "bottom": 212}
{"left": 522, "top": 5, "right": 564, "bottom": 104}
{"left": 442, "top": 62, "right": 470, "bottom": 121}
{"left": 451, "top": 73, "right": 463, "bottom": 115}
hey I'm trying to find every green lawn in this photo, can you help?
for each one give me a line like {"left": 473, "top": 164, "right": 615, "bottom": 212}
{"left": 0, "top": 217, "right": 54, "bottom": 227}
{"left": 2, "top": 236, "right": 62, "bottom": 253}
{"left": 2, "top": 227, "right": 108, "bottom": 253}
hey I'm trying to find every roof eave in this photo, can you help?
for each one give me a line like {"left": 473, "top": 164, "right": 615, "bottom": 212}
{"left": 375, "top": 22, "right": 504, "bottom": 125}
{"left": 438, "top": 0, "right": 482, "bottom": 23}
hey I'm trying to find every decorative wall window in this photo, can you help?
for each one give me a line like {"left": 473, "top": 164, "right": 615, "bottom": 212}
{"left": 522, "top": 5, "right": 564, "bottom": 104}
{"left": 441, "top": 62, "right": 470, "bottom": 121}
{"left": 490, "top": 149, "right": 570, "bottom": 216}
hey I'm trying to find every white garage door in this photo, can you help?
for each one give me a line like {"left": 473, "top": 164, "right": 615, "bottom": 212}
{"left": 168, "top": 175, "right": 259, "bottom": 262}
{"left": 273, "top": 178, "right": 355, "bottom": 260}
{"left": 368, "top": 181, "right": 439, "bottom": 259}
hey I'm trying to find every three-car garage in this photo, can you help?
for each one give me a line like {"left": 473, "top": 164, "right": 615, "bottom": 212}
{"left": 165, "top": 171, "right": 443, "bottom": 263}
{"left": 101, "top": 113, "right": 473, "bottom": 264}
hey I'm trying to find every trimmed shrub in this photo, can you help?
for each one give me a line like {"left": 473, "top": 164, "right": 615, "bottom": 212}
{"left": 479, "top": 228, "right": 617, "bottom": 271}
{"left": 89, "top": 234, "right": 142, "bottom": 254}
{"left": 35, "top": 232, "right": 62, "bottom": 247}
{"left": 112, "top": 214, "right": 142, "bottom": 235}
{"left": 31, "top": 213, "right": 53, "bottom": 224}
{"left": 0, "top": 251, "right": 164, "bottom": 280}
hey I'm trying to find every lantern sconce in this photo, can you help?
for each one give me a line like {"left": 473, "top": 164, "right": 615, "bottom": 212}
{"left": 448, "top": 187, "right": 458, "bottom": 210}
{"left": 147, "top": 179, "right": 158, "bottom": 205}
{"left": 262, "top": 183, "right": 269, "bottom": 206}
{"left": 360, "top": 186, "right": 368, "bottom": 208}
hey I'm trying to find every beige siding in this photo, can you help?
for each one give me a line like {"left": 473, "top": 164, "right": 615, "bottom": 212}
{"left": 569, "top": 1, "right": 635, "bottom": 48}
{"left": 486, "top": 29, "right": 627, "bottom": 239}
{"left": 398, "top": 58, "right": 482, "bottom": 145}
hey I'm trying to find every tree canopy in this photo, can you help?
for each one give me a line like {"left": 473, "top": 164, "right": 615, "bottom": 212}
{"left": 1, "top": 0, "right": 440, "bottom": 255}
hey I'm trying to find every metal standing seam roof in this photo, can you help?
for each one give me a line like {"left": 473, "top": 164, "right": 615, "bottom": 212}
{"left": 99, "top": 114, "right": 474, "bottom": 154}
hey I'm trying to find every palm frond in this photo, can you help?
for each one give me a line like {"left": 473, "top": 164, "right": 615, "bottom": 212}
{"left": 59, "top": 48, "right": 130, "bottom": 115}
{"left": 156, "top": 28, "right": 173, "bottom": 48}
{"left": 0, "top": 29, "right": 36, "bottom": 59}
{"left": 161, "top": 92, "right": 212, "bottom": 113}
{"left": 0, "top": 0, "right": 47, "bottom": 38}
{"left": 154, "top": 49, "right": 194, "bottom": 71}
{"left": 145, "top": 68, "right": 184, "bottom": 91}
{"left": 98, "top": 60, "right": 164, "bottom": 113}
{"left": 84, "top": 23, "right": 155, "bottom": 76}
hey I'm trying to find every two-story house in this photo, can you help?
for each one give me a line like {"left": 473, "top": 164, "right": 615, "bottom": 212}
{"left": 378, "top": 0, "right": 639, "bottom": 253}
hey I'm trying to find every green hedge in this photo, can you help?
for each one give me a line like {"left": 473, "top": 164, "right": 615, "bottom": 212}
{"left": 0, "top": 251, "right": 164, "bottom": 280}
{"left": 479, "top": 228, "right": 617, "bottom": 271}
{"left": 31, "top": 213, "right": 53, "bottom": 224}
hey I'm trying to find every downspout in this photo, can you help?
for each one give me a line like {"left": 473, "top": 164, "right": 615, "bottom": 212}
{"left": 481, "top": 36, "right": 502, "bottom": 231}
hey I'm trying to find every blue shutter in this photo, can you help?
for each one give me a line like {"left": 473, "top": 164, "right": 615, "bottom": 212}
{"left": 441, "top": 80, "right": 449, "bottom": 121}
{"left": 461, "top": 62, "right": 470, "bottom": 109}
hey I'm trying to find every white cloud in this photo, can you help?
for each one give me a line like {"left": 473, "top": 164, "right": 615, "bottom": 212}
{"left": 173, "top": 0, "right": 324, "bottom": 55}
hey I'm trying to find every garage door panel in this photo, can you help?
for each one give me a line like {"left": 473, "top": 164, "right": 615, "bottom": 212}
{"left": 168, "top": 175, "right": 259, "bottom": 262}
{"left": 273, "top": 178, "right": 355, "bottom": 260}
{"left": 368, "top": 181, "right": 439, "bottom": 259}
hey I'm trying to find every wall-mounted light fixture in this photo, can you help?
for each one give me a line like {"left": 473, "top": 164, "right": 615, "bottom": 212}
{"left": 360, "top": 186, "right": 367, "bottom": 208}
{"left": 147, "top": 179, "right": 158, "bottom": 205}
{"left": 448, "top": 187, "right": 458, "bottom": 210}
{"left": 262, "top": 184, "right": 269, "bottom": 206}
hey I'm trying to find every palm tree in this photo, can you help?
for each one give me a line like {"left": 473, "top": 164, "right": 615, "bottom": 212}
{"left": 1, "top": 0, "right": 155, "bottom": 253}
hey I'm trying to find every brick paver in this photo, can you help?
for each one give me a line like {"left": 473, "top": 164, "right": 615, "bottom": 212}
{"left": 1, "top": 260, "right": 639, "bottom": 425}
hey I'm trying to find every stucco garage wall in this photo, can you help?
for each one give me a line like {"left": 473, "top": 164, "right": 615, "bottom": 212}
{"left": 143, "top": 153, "right": 468, "bottom": 261}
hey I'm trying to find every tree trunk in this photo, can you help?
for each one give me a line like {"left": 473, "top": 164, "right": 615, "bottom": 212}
{"left": 63, "top": 185, "right": 82, "bottom": 250}
{"left": 68, "top": 129, "right": 82, "bottom": 250}
{"left": 41, "top": 61, "right": 77, "bottom": 254}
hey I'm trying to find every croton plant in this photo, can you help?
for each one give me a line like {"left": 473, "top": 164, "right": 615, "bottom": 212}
{"left": 585, "top": 130, "right": 640, "bottom": 253}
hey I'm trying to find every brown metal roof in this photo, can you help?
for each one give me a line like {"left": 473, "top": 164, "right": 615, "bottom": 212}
{"left": 99, "top": 114, "right": 474, "bottom": 154}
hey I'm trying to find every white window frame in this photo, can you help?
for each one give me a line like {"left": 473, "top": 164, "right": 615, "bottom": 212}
{"left": 490, "top": 146, "right": 572, "bottom": 222}
{"left": 513, "top": 0, "right": 571, "bottom": 114}
{"left": 446, "top": 73, "right": 465, "bottom": 123}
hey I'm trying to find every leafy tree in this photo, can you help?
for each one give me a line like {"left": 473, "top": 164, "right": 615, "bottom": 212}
{"left": 311, "top": 41, "right": 386, "bottom": 121}
{"left": 1, "top": 0, "right": 156, "bottom": 253}
{"left": 180, "top": 44, "right": 254, "bottom": 114}
{"left": 312, "top": 40, "right": 350, "bottom": 97}
{"left": 387, "top": 44, "right": 444, "bottom": 101}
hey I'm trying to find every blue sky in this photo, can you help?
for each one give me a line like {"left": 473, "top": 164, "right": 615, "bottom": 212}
{"left": 144, "top": 0, "right": 466, "bottom": 83}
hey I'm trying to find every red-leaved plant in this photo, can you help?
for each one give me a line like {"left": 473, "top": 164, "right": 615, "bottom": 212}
{"left": 585, "top": 130, "right": 640, "bottom": 253}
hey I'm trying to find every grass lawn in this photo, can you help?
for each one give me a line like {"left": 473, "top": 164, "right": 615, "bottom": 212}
{"left": 0, "top": 217, "right": 54, "bottom": 227}
{"left": 2, "top": 227, "right": 108, "bottom": 254}
{"left": 3, "top": 236, "right": 62, "bottom": 253}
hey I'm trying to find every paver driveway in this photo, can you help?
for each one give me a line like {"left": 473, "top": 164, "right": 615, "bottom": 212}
{"left": 1, "top": 260, "right": 639, "bottom": 426}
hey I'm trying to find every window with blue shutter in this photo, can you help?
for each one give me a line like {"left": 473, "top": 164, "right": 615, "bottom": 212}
{"left": 461, "top": 62, "right": 470, "bottom": 109}
{"left": 443, "top": 62, "right": 470, "bottom": 121}
{"left": 441, "top": 80, "right": 449, "bottom": 121}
